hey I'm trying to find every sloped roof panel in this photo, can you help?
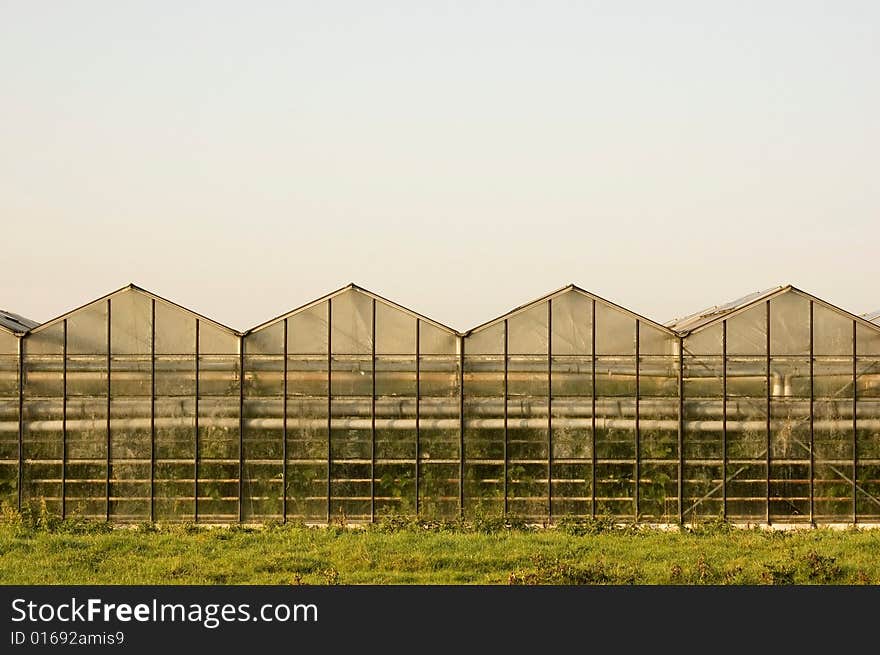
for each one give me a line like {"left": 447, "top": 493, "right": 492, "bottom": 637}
{"left": 466, "top": 284, "right": 676, "bottom": 337}
{"left": 245, "top": 283, "right": 459, "bottom": 337}
{"left": 665, "top": 286, "right": 784, "bottom": 333}
{"left": 0, "top": 309, "right": 39, "bottom": 334}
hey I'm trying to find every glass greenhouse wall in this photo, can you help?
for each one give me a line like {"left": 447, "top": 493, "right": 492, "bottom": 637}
{"left": 5, "top": 283, "right": 880, "bottom": 524}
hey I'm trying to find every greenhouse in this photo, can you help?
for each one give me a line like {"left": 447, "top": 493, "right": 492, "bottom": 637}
{"left": 2, "top": 283, "right": 879, "bottom": 525}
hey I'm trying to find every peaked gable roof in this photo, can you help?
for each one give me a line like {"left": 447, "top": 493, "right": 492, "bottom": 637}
{"left": 244, "top": 283, "right": 459, "bottom": 336}
{"left": 670, "top": 285, "right": 880, "bottom": 337}
{"left": 27, "top": 283, "right": 241, "bottom": 337}
{"left": 464, "top": 284, "right": 677, "bottom": 336}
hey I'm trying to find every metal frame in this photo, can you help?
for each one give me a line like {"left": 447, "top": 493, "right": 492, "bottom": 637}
{"left": 852, "top": 321, "right": 858, "bottom": 524}
{"left": 765, "top": 299, "right": 771, "bottom": 525}
{"left": 415, "top": 320, "right": 421, "bottom": 517}
{"left": 62, "top": 320, "right": 68, "bottom": 519}
{"left": 194, "top": 319, "right": 200, "bottom": 523}
{"left": 16, "top": 335, "right": 23, "bottom": 512}
{"left": 282, "top": 318, "right": 289, "bottom": 523}
{"left": 634, "top": 319, "right": 640, "bottom": 521}
{"left": 547, "top": 299, "right": 553, "bottom": 522}
{"left": 150, "top": 300, "right": 156, "bottom": 522}
{"left": 9, "top": 282, "right": 880, "bottom": 526}
{"left": 370, "top": 299, "right": 376, "bottom": 523}
{"left": 326, "top": 298, "right": 332, "bottom": 524}
{"left": 677, "top": 334, "right": 684, "bottom": 524}
{"left": 809, "top": 300, "right": 815, "bottom": 525}
{"left": 591, "top": 298, "right": 597, "bottom": 519}
{"left": 503, "top": 319, "right": 509, "bottom": 516}
{"left": 721, "top": 319, "right": 728, "bottom": 519}
{"left": 458, "top": 335, "right": 465, "bottom": 518}
{"left": 106, "top": 298, "right": 112, "bottom": 522}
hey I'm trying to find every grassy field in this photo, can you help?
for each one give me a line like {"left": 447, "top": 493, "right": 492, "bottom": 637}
{"left": 1, "top": 510, "right": 878, "bottom": 585}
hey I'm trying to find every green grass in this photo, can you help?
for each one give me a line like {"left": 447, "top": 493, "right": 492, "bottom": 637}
{"left": 0, "top": 512, "right": 877, "bottom": 585}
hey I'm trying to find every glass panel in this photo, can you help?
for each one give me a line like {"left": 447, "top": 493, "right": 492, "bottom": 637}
{"left": 856, "top": 397, "right": 880, "bottom": 521}
{"left": 154, "top": 397, "right": 195, "bottom": 521}
{"left": 331, "top": 289, "right": 372, "bottom": 355}
{"left": 245, "top": 321, "right": 284, "bottom": 356}
{"left": 856, "top": 324, "right": 880, "bottom": 356}
{"left": 769, "top": 399, "right": 810, "bottom": 522}
{"left": 550, "top": 290, "right": 591, "bottom": 356}
{"left": 0, "top": 331, "right": 18, "bottom": 354}
{"left": 288, "top": 303, "right": 328, "bottom": 354}
{"left": 594, "top": 303, "right": 635, "bottom": 356}
{"left": 242, "top": 398, "right": 282, "bottom": 521}
{"left": 197, "top": 396, "right": 239, "bottom": 522}
{"left": 199, "top": 322, "right": 239, "bottom": 355}
{"left": 683, "top": 356, "right": 723, "bottom": 398}
{"left": 287, "top": 352, "right": 328, "bottom": 521}
{"left": 726, "top": 303, "right": 767, "bottom": 356}
{"left": 329, "top": 351, "right": 372, "bottom": 521}
{"left": 109, "top": 396, "right": 150, "bottom": 521}
{"left": 813, "top": 305, "right": 853, "bottom": 357}
{"left": 770, "top": 292, "right": 810, "bottom": 355}
{"left": 508, "top": 303, "right": 548, "bottom": 355}
{"left": 24, "top": 323, "right": 64, "bottom": 355}
{"left": 639, "top": 322, "right": 675, "bottom": 356}
{"left": 154, "top": 301, "right": 196, "bottom": 355}
{"left": 465, "top": 322, "right": 503, "bottom": 355}
{"left": 419, "top": 322, "right": 457, "bottom": 356}
{"left": 594, "top": 356, "right": 637, "bottom": 397}
{"left": 725, "top": 355, "right": 767, "bottom": 520}
{"left": 551, "top": 357, "right": 592, "bottom": 397}
{"left": 67, "top": 301, "right": 108, "bottom": 355}
{"left": 639, "top": 356, "right": 678, "bottom": 397}
{"left": 463, "top": 344, "right": 504, "bottom": 517}
{"left": 375, "top": 302, "right": 416, "bottom": 355}
{"left": 65, "top": 397, "right": 108, "bottom": 519}
{"left": 814, "top": 398, "right": 853, "bottom": 521}
{"left": 682, "top": 322, "right": 722, "bottom": 356}
{"left": 21, "top": 399, "right": 63, "bottom": 515}
{"left": 419, "top": 353, "right": 459, "bottom": 519}
{"left": 23, "top": 355, "right": 64, "bottom": 398}
{"left": 110, "top": 290, "right": 152, "bottom": 355}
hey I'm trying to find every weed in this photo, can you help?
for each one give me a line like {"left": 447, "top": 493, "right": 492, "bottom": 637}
{"left": 803, "top": 551, "right": 842, "bottom": 583}
{"left": 762, "top": 562, "right": 797, "bottom": 585}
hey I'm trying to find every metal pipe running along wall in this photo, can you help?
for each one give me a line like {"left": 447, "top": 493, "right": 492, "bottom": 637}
{"left": 1, "top": 282, "right": 880, "bottom": 525}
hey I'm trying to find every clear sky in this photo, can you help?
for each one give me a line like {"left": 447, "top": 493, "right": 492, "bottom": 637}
{"left": 2, "top": 1, "right": 878, "bottom": 331}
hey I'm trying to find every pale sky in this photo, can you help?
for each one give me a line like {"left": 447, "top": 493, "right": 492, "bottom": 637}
{"left": 2, "top": 1, "right": 878, "bottom": 331}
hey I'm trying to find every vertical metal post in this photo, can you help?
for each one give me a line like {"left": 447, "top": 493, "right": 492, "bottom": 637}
{"left": 722, "top": 320, "right": 728, "bottom": 519}
{"left": 547, "top": 299, "right": 553, "bottom": 523}
{"left": 282, "top": 318, "right": 289, "bottom": 523}
{"left": 458, "top": 335, "right": 465, "bottom": 519}
{"left": 370, "top": 299, "right": 376, "bottom": 523}
{"left": 326, "top": 299, "right": 332, "bottom": 524}
{"left": 150, "top": 300, "right": 156, "bottom": 523}
{"left": 238, "top": 336, "right": 245, "bottom": 523}
{"left": 503, "top": 319, "right": 508, "bottom": 516}
{"left": 852, "top": 321, "right": 858, "bottom": 525}
{"left": 106, "top": 299, "right": 111, "bottom": 521}
{"left": 194, "top": 320, "right": 200, "bottom": 523}
{"left": 62, "top": 320, "right": 68, "bottom": 519}
{"left": 415, "top": 320, "right": 420, "bottom": 517}
{"left": 17, "top": 336, "right": 23, "bottom": 512}
{"left": 766, "top": 300, "right": 771, "bottom": 525}
{"left": 590, "top": 299, "right": 597, "bottom": 519}
{"left": 809, "top": 301, "right": 815, "bottom": 525}
{"left": 677, "top": 335, "right": 684, "bottom": 525}
{"left": 634, "top": 320, "right": 640, "bottom": 521}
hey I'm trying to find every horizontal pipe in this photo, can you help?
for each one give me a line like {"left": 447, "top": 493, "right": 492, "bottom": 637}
{"left": 9, "top": 417, "right": 880, "bottom": 432}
